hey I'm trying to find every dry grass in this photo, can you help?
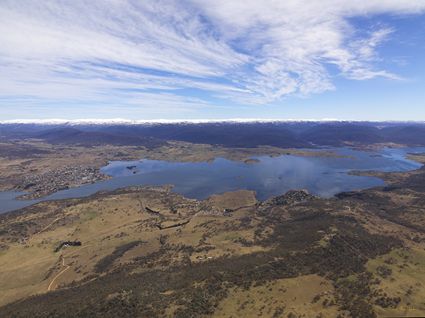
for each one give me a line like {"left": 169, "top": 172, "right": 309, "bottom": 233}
{"left": 367, "top": 247, "right": 425, "bottom": 317}
{"left": 213, "top": 274, "right": 341, "bottom": 318}
{"left": 0, "top": 188, "right": 268, "bottom": 306}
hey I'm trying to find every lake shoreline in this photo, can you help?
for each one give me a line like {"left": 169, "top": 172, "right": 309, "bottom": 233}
{"left": 1, "top": 146, "right": 424, "bottom": 215}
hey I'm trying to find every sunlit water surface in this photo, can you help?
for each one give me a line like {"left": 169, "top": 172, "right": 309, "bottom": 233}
{"left": 1, "top": 147, "right": 423, "bottom": 214}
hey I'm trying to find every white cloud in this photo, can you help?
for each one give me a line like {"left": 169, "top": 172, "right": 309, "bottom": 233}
{"left": 0, "top": 0, "right": 424, "bottom": 109}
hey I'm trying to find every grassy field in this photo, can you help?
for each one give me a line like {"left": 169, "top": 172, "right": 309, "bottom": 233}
{"left": 213, "top": 274, "right": 340, "bottom": 318}
{"left": 367, "top": 247, "right": 425, "bottom": 317}
{"left": 0, "top": 188, "right": 265, "bottom": 306}
{"left": 0, "top": 151, "right": 424, "bottom": 317}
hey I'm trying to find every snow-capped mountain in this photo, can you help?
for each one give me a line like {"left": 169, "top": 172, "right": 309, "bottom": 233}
{"left": 1, "top": 118, "right": 421, "bottom": 126}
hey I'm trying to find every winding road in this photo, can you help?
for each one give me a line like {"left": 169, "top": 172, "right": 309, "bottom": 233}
{"left": 47, "top": 245, "right": 91, "bottom": 291}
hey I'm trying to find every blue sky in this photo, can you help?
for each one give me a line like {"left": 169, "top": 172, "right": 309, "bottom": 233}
{"left": 1, "top": 0, "right": 425, "bottom": 121}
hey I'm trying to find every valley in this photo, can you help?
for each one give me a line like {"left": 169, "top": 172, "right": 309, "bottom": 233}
{"left": 3, "top": 1, "right": 425, "bottom": 316}
{"left": 1, "top": 122, "right": 425, "bottom": 318}
{"left": 0, "top": 156, "right": 424, "bottom": 317}
{"left": 0, "top": 139, "right": 338, "bottom": 201}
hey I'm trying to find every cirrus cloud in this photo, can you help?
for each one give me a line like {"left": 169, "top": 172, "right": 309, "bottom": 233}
{"left": 0, "top": 0, "right": 424, "bottom": 111}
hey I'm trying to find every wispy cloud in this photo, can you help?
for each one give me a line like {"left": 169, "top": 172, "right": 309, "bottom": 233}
{"left": 0, "top": 0, "right": 424, "bottom": 112}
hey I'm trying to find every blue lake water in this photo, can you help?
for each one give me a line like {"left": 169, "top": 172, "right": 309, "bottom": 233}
{"left": 0, "top": 147, "right": 424, "bottom": 214}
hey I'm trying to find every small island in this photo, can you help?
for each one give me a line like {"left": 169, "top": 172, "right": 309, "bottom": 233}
{"left": 244, "top": 158, "right": 260, "bottom": 164}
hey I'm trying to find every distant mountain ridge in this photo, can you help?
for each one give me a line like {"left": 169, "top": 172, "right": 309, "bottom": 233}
{"left": 33, "top": 127, "right": 166, "bottom": 148}
{"left": 1, "top": 121, "right": 425, "bottom": 148}
{"left": 2, "top": 118, "right": 425, "bottom": 125}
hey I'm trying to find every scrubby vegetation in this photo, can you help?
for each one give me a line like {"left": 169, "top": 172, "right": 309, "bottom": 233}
{"left": 0, "top": 161, "right": 424, "bottom": 317}
{"left": 94, "top": 241, "right": 144, "bottom": 273}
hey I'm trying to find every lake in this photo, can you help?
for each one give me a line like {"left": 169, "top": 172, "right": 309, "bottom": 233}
{"left": 0, "top": 147, "right": 423, "bottom": 214}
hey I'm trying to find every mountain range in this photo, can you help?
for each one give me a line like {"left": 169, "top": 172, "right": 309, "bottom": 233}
{"left": 2, "top": 121, "right": 425, "bottom": 148}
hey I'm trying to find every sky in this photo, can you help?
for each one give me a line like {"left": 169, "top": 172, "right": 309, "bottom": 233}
{"left": 1, "top": 0, "right": 425, "bottom": 121}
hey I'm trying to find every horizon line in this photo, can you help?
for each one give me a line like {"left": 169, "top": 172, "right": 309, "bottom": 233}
{"left": 1, "top": 118, "right": 425, "bottom": 125}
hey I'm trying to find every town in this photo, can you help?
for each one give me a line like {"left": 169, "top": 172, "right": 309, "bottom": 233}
{"left": 15, "top": 166, "right": 109, "bottom": 199}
